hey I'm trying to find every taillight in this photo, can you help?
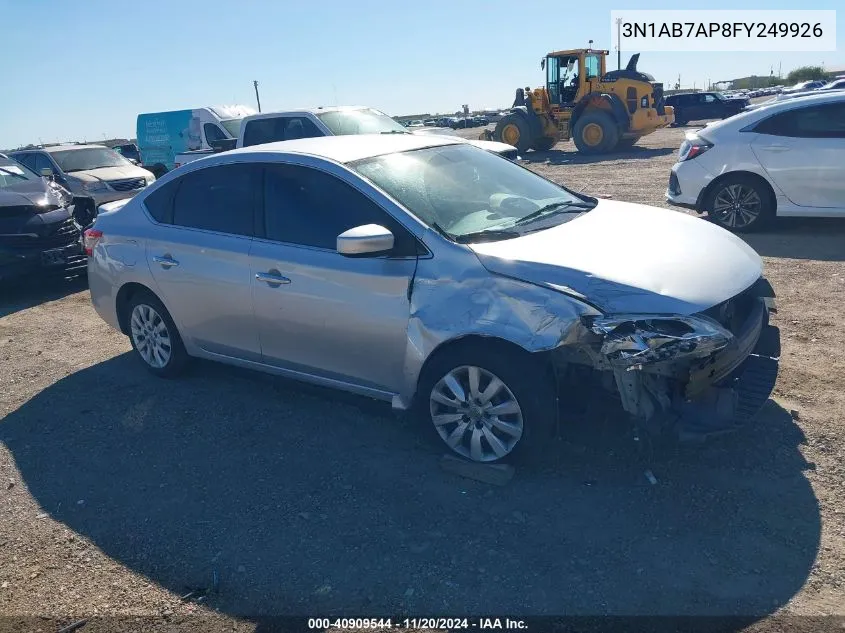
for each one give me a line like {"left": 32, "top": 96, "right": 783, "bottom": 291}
{"left": 678, "top": 137, "right": 713, "bottom": 162}
{"left": 83, "top": 228, "right": 103, "bottom": 256}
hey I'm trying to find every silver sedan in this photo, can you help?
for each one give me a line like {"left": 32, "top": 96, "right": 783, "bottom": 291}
{"left": 86, "top": 134, "right": 779, "bottom": 463}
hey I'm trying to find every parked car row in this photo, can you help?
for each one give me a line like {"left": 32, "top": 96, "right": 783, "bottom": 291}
{"left": 403, "top": 115, "right": 492, "bottom": 129}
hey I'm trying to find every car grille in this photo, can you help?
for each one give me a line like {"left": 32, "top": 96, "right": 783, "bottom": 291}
{"left": 107, "top": 177, "right": 146, "bottom": 192}
{"left": 0, "top": 217, "right": 81, "bottom": 250}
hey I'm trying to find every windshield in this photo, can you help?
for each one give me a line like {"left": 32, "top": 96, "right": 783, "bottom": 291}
{"left": 0, "top": 157, "right": 38, "bottom": 188}
{"left": 351, "top": 144, "right": 593, "bottom": 242}
{"left": 50, "top": 147, "right": 130, "bottom": 172}
{"left": 317, "top": 108, "right": 408, "bottom": 135}
{"left": 220, "top": 117, "right": 245, "bottom": 137}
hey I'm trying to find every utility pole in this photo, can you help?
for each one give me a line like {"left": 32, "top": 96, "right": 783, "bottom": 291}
{"left": 253, "top": 80, "right": 262, "bottom": 113}
{"left": 616, "top": 18, "right": 622, "bottom": 69}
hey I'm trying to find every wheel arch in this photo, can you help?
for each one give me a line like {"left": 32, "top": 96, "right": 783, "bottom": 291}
{"left": 115, "top": 282, "right": 162, "bottom": 335}
{"left": 412, "top": 334, "right": 555, "bottom": 408}
{"left": 696, "top": 170, "right": 778, "bottom": 213}
{"left": 573, "top": 93, "right": 629, "bottom": 131}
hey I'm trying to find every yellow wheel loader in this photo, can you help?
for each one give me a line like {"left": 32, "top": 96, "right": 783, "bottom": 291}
{"left": 483, "top": 49, "right": 674, "bottom": 154}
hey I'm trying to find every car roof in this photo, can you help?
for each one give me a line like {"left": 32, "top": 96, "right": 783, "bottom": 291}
{"left": 43, "top": 144, "right": 110, "bottom": 153}
{"left": 12, "top": 144, "right": 110, "bottom": 154}
{"left": 243, "top": 105, "right": 377, "bottom": 121}
{"left": 226, "top": 133, "right": 463, "bottom": 164}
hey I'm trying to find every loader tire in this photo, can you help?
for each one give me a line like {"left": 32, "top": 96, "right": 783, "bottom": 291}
{"left": 533, "top": 136, "right": 557, "bottom": 152}
{"left": 573, "top": 111, "right": 619, "bottom": 155}
{"left": 495, "top": 114, "right": 533, "bottom": 153}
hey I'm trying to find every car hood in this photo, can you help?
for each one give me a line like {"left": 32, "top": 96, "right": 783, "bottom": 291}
{"left": 0, "top": 178, "right": 68, "bottom": 209}
{"left": 468, "top": 200, "right": 763, "bottom": 315}
{"left": 67, "top": 165, "right": 152, "bottom": 183}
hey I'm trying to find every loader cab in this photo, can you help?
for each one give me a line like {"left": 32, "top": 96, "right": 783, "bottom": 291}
{"left": 543, "top": 49, "right": 606, "bottom": 106}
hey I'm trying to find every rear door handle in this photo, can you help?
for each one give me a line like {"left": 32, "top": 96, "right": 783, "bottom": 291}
{"left": 153, "top": 255, "right": 179, "bottom": 268}
{"left": 760, "top": 145, "right": 790, "bottom": 152}
{"left": 255, "top": 270, "right": 291, "bottom": 286}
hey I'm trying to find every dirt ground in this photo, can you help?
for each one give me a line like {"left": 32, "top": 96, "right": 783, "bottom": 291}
{"left": 1, "top": 122, "right": 844, "bottom": 632}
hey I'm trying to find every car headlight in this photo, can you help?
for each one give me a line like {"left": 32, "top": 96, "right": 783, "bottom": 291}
{"left": 81, "top": 180, "right": 109, "bottom": 193}
{"left": 586, "top": 314, "right": 733, "bottom": 367}
{"left": 146, "top": 175, "right": 156, "bottom": 185}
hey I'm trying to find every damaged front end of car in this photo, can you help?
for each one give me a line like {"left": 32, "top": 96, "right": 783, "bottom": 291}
{"left": 577, "top": 277, "right": 781, "bottom": 442}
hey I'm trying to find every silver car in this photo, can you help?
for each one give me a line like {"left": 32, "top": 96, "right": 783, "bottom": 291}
{"left": 87, "top": 135, "right": 780, "bottom": 463}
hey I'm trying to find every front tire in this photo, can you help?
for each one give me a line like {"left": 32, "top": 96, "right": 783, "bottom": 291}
{"left": 125, "top": 290, "right": 189, "bottom": 377}
{"left": 572, "top": 111, "right": 619, "bottom": 154}
{"left": 417, "top": 343, "right": 555, "bottom": 463}
{"left": 704, "top": 175, "right": 774, "bottom": 233}
{"left": 494, "top": 114, "right": 534, "bottom": 153}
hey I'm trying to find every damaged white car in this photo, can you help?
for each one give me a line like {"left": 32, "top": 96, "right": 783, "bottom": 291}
{"left": 86, "top": 134, "right": 780, "bottom": 464}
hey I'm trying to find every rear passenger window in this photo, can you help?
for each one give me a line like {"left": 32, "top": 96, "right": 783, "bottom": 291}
{"left": 754, "top": 103, "right": 845, "bottom": 138}
{"left": 171, "top": 164, "right": 258, "bottom": 236}
{"left": 241, "top": 117, "right": 323, "bottom": 146}
{"left": 143, "top": 181, "right": 178, "bottom": 223}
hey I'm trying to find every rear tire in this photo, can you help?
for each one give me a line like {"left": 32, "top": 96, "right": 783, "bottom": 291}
{"left": 703, "top": 174, "right": 775, "bottom": 233}
{"left": 494, "top": 114, "right": 534, "bottom": 153}
{"left": 416, "top": 342, "right": 555, "bottom": 464}
{"left": 124, "top": 290, "right": 190, "bottom": 377}
{"left": 572, "top": 111, "right": 619, "bottom": 154}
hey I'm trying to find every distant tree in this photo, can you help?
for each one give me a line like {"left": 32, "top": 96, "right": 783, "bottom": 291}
{"left": 786, "top": 66, "right": 826, "bottom": 84}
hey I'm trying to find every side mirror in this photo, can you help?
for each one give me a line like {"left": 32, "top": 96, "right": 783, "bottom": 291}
{"left": 210, "top": 138, "right": 237, "bottom": 153}
{"left": 40, "top": 167, "right": 54, "bottom": 177}
{"left": 336, "top": 224, "right": 394, "bottom": 257}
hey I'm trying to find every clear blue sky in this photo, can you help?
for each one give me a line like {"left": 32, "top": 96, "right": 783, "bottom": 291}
{"left": 0, "top": 0, "right": 841, "bottom": 148}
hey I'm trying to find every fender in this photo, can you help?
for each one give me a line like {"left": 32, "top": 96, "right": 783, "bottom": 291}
{"left": 503, "top": 105, "right": 545, "bottom": 141}
{"left": 572, "top": 93, "right": 630, "bottom": 131}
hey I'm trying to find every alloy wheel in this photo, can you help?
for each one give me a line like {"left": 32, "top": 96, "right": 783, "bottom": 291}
{"left": 130, "top": 304, "right": 172, "bottom": 369}
{"left": 711, "top": 183, "right": 762, "bottom": 229}
{"left": 429, "top": 365, "right": 524, "bottom": 462}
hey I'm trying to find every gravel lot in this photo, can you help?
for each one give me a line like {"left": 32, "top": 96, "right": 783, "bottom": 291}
{"left": 1, "top": 122, "right": 844, "bottom": 632}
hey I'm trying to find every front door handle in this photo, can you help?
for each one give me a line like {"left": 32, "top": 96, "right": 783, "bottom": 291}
{"left": 759, "top": 145, "right": 790, "bottom": 152}
{"left": 153, "top": 255, "right": 179, "bottom": 268}
{"left": 255, "top": 270, "right": 291, "bottom": 287}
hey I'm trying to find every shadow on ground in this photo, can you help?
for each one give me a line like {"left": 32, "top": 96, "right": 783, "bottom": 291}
{"left": 1, "top": 354, "right": 820, "bottom": 618}
{"left": 740, "top": 217, "right": 845, "bottom": 262}
{"left": 521, "top": 146, "right": 675, "bottom": 166}
{"left": 0, "top": 274, "right": 87, "bottom": 319}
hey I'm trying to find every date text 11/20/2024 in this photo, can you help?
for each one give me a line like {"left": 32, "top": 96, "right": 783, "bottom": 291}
{"left": 307, "top": 617, "right": 528, "bottom": 630}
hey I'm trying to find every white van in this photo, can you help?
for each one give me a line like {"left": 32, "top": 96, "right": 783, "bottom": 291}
{"left": 136, "top": 105, "right": 255, "bottom": 176}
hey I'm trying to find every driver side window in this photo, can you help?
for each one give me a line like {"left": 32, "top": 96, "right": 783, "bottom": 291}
{"left": 261, "top": 164, "right": 420, "bottom": 256}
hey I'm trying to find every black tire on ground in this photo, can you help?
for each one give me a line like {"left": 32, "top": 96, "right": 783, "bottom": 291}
{"left": 533, "top": 136, "right": 557, "bottom": 152}
{"left": 415, "top": 341, "right": 556, "bottom": 464}
{"left": 124, "top": 289, "right": 190, "bottom": 377}
{"left": 572, "top": 110, "right": 620, "bottom": 154}
{"left": 494, "top": 114, "right": 534, "bottom": 154}
{"left": 616, "top": 138, "right": 638, "bottom": 150}
{"left": 703, "top": 174, "right": 775, "bottom": 233}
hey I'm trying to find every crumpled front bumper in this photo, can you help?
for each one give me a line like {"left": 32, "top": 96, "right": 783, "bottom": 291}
{"left": 674, "top": 297, "right": 780, "bottom": 441}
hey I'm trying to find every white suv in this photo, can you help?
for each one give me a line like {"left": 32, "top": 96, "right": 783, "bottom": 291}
{"left": 666, "top": 92, "right": 845, "bottom": 232}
